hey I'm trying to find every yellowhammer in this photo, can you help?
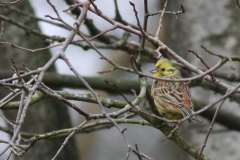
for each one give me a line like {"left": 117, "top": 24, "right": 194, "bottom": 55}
{"left": 150, "top": 58, "right": 203, "bottom": 123}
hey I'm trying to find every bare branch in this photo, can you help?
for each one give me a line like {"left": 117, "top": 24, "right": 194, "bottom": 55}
{"left": 52, "top": 120, "right": 88, "bottom": 160}
{"left": 0, "top": 0, "right": 239, "bottom": 159}
{"left": 0, "top": 21, "right": 4, "bottom": 39}
{"left": 146, "top": 5, "right": 185, "bottom": 17}
{"left": 129, "top": 2, "right": 144, "bottom": 35}
{"left": 198, "top": 97, "right": 227, "bottom": 160}
{"left": 0, "top": 0, "right": 22, "bottom": 5}
{"left": 0, "top": 14, "right": 66, "bottom": 42}
{"left": 155, "top": 0, "right": 169, "bottom": 39}
{"left": 236, "top": 0, "right": 240, "bottom": 10}
{"left": 188, "top": 49, "right": 216, "bottom": 81}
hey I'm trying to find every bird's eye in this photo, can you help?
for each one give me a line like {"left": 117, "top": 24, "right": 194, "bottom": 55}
{"left": 161, "top": 68, "right": 165, "bottom": 71}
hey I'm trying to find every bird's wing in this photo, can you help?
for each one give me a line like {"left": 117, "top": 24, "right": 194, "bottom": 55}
{"left": 180, "top": 83, "right": 204, "bottom": 123}
{"left": 153, "top": 77, "right": 203, "bottom": 123}
{"left": 181, "top": 82, "right": 194, "bottom": 110}
{"left": 153, "top": 78, "right": 193, "bottom": 114}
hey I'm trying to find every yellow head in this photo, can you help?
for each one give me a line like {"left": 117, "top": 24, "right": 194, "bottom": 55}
{"left": 151, "top": 58, "right": 179, "bottom": 77}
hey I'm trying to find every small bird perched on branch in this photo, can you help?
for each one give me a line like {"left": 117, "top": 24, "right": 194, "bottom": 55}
{"left": 150, "top": 58, "right": 203, "bottom": 123}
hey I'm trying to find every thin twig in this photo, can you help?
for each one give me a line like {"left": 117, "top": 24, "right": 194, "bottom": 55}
{"left": 0, "top": 113, "right": 15, "bottom": 127}
{"left": 178, "top": 82, "right": 240, "bottom": 124}
{"left": 135, "top": 144, "right": 143, "bottom": 160}
{"left": 51, "top": 120, "right": 88, "bottom": 160}
{"left": 0, "top": 21, "right": 4, "bottom": 39}
{"left": 5, "top": 151, "right": 12, "bottom": 160}
{"left": 236, "top": 0, "right": 240, "bottom": 10}
{"left": 5, "top": 5, "right": 69, "bottom": 30}
{"left": 201, "top": 45, "right": 236, "bottom": 71}
{"left": 114, "top": 0, "right": 122, "bottom": 21}
{"left": 146, "top": 5, "right": 185, "bottom": 17}
{"left": 188, "top": 49, "right": 216, "bottom": 81}
{"left": 201, "top": 45, "right": 224, "bottom": 58}
{"left": 0, "top": 92, "right": 21, "bottom": 109}
{"left": 89, "top": 0, "right": 100, "bottom": 14}
{"left": 197, "top": 97, "right": 227, "bottom": 160}
{"left": 0, "top": 0, "right": 22, "bottom": 5}
{"left": 129, "top": 2, "right": 144, "bottom": 35}
{"left": 155, "top": 0, "right": 169, "bottom": 39}
{"left": 0, "top": 14, "right": 66, "bottom": 42}
{"left": 136, "top": 0, "right": 149, "bottom": 68}
{"left": 38, "top": 86, "right": 90, "bottom": 118}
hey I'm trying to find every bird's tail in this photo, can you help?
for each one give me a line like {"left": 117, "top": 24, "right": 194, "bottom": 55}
{"left": 193, "top": 115, "right": 204, "bottom": 123}
{"left": 180, "top": 108, "right": 204, "bottom": 123}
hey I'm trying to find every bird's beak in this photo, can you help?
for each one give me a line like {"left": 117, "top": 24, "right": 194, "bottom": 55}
{"left": 150, "top": 69, "right": 157, "bottom": 73}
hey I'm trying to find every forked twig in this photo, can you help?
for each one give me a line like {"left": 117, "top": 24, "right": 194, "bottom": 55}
{"left": 188, "top": 49, "right": 216, "bottom": 81}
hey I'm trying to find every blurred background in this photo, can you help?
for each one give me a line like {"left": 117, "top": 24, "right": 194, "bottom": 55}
{"left": 0, "top": 0, "right": 240, "bottom": 160}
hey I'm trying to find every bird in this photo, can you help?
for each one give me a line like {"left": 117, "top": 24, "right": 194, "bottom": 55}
{"left": 150, "top": 58, "right": 203, "bottom": 123}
